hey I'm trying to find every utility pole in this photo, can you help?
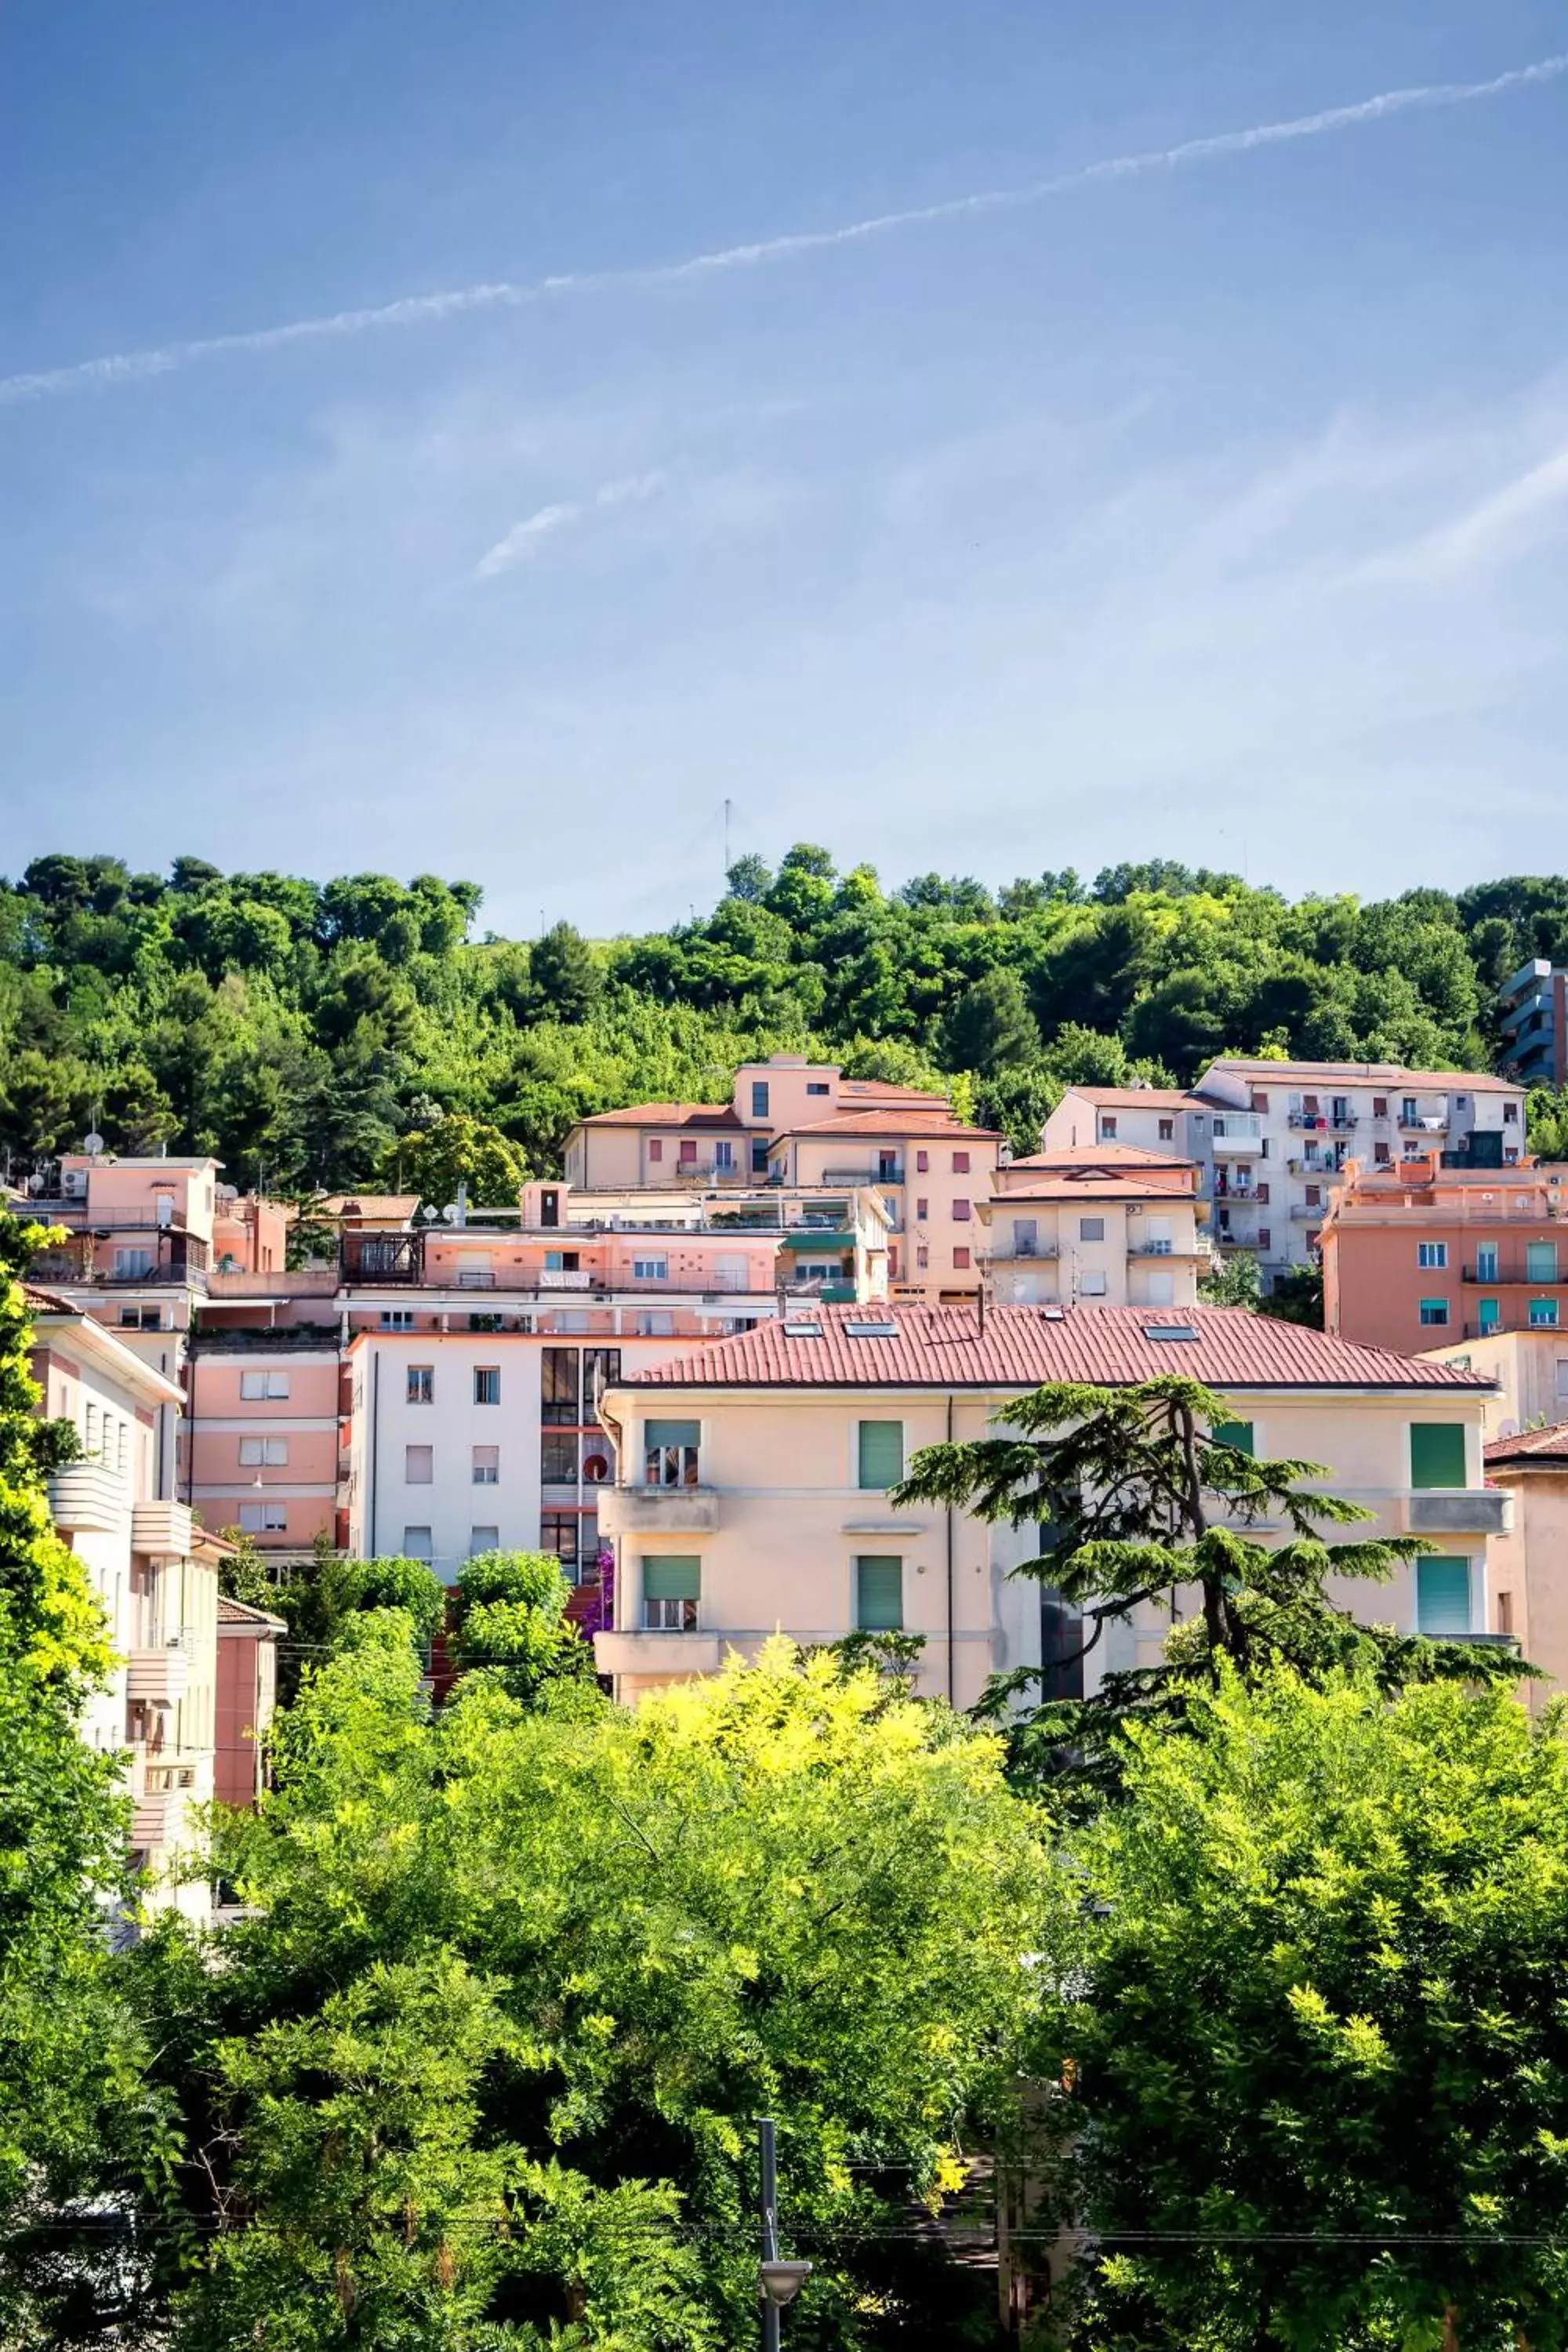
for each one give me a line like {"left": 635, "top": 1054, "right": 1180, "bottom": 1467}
{"left": 756, "top": 2117, "right": 811, "bottom": 2347}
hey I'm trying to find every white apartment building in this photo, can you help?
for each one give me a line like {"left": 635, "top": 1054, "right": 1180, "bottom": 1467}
{"left": 1044, "top": 1061, "right": 1526, "bottom": 1288}
{"left": 28, "top": 1288, "right": 233, "bottom": 1919}
{"left": 984, "top": 1148, "right": 1207, "bottom": 1308}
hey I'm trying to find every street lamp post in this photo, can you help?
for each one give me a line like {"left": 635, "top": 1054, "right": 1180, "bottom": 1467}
{"left": 756, "top": 2116, "right": 811, "bottom": 2349}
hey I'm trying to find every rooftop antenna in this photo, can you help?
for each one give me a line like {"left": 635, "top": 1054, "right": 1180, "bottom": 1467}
{"left": 724, "top": 796, "right": 733, "bottom": 883}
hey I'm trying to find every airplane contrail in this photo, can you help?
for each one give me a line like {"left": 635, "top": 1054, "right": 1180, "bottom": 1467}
{"left": 2, "top": 50, "right": 1563, "bottom": 408}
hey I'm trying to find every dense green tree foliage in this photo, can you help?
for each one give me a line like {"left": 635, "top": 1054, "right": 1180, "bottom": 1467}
{"left": 2, "top": 851, "right": 1559, "bottom": 1192}
{"left": 1044, "top": 1670, "right": 1568, "bottom": 2351}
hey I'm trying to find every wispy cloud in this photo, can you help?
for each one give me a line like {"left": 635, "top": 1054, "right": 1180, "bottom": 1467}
{"left": 1391, "top": 446, "right": 1568, "bottom": 578}
{"left": 2, "top": 52, "right": 1563, "bottom": 408}
{"left": 474, "top": 470, "right": 666, "bottom": 577}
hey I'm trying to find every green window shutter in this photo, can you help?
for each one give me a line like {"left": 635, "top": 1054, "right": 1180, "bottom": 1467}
{"left": 643, "top": 1556, "right": 701, "bottom": 1602}
{"left": 857, "top": 1421, "right": 904, "bottom": 1489}
{"left": 1527, "top": 1241, "right": 1559, "bottom": 1283}
{"left": 1211, "top": 1420, "right": 1254, "bottom": 1455}
{"left": 855, "top": 1555, "right": 904, "bottom": 1632}
{"left": 1417, "top": 1557, "right": 1472, "bottom": 1636}
{"left": 644, "top": 1419, "right": 700, "bottom": 1450}
{"left": 1410, "top": 1423, "right": 1466, "bottom": 1489}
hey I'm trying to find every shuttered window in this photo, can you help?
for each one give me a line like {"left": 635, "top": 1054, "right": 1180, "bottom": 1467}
{"left": 1410, "top": 1423, "right": 1466, "bottom": 1489}
{"left": 855, "top": 1556, "right": 904, "bottom": 1632}
{"left": 1417, "top": 1557, "right": 1472, "bottom": 1636}
{"left": 643, "top": 1557, "right": 700, "bottom": 1601}
{"left": 857, "top": 1421, "right": 903, "bottom": 1489}
{"left": 1211, "top": 1421, "right": 1254, "bottom": 1455}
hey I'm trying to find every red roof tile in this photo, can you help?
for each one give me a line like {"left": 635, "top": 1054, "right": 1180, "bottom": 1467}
{"left": 1059, "top": 1087, "right": 1210, "bottom": 1110}
{"left": 218, "top": 1595, "right": 288, "bottom": 1631}
{"left": 1204, "top": 1058, "right": 1519, "bottom": 1094}
{"left": 988, "top": 1175, "right": 1201, "bottom": 1203}
{"left": 1008, "top": 1144, "right": 1196, "bottom": 1171}
{"left": 627, "top": 1302, "right": 1494, "bottom": 1392}
{"left": 782, "top": 1109, "right": 1002, "bottom": 1142}
{"left": 577, "top": 1102, "right": 746, "bottom": 1131}
{"left": 1486, "top": 1422, "right": 1568, "bottom": 1465}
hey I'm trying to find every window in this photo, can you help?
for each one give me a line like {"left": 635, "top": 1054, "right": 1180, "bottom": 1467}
{"left": 1504, "top": 1101, "right": 1519, "bottom": 1123}
{"left": 1372, "top": 1096, "right": 1388, "bottom": 1119}
{"left": 634, "top": 1312, "right": 675, "bottom": 1336}
{"left": 240, "top": 1370, "right": 290, "bottom": 1400}
{"left": 1527, "top": 1241, "right": 1559, "bottom": 1283}
{"left": 239, "top": 1501, "right": 287, "bottom": 1533}
{"left": 1418, "top": 1298, "right": 1450, "bottom": 1327}
{"left": 645, "top": 1419, "right": 701, "bottom": 1487}
{"left": 402, "top": 1526, "right": 434, "bottom": 1562}
{"left": 751, "top": 1139, "right": 770, "bottom": 1174}
{"left": 1410, "top": 1423, "right": 1465, "bottom": 1489}
{"left": 1080, "top": 1269, "right": 1108, "bottom": 1296}
{"left": 541, "top": 1512, "right": 581, "bottom": 1571}
{"left": 678, "top": 1139, "right": 698, "bottom": 1167}
{"left": 751, "top": 1081, "right": 770, "bottom": 1118}
{"left": 543, "top": 1249, "right": 580, "bottom": 1272}
{"left": 381, "top": 1310, "right": 415, "bottom": 1330}
{"left": 714, "top": 1139, "right": 734, "bottom": 1171}
{"left": 1158, "top": 1119, "right": 1174, "bottom": 1141}
{"left": 470, "top": 1526, "right": 499, "bottom": 1555}
{"left": 1374, "top": 1142, "right": 1390, "bottom": 1165}
{"left": 855, "top": 1555, "right": 903, "bottom": 1633}
{"left": 539, "top": 1188, "right": 561, "bottom": 1227}
{"left": 1305, "top": 1185, "right": 1321, "bottom": 1208}
{"left": 648, "top": 1138, "right": 663, "bottom": 1163}
{"left": 474, "top": 1367, "right": 500, "bottom": 1405}
{"left": 1258, "top": 1227, "right": 1272, "bottom": 1251}
{"left": 1532, "top": 1298, "right": 1561, "bottom": 1329}
{"left": 542, "top": 1432, "right": 579, "bottom": 1485}
{"left": 807, "top": 1080, "right": 830, "bottom": 1095}
{"left": 407, "top": 1365, "right": 434, "bottom": 1404}
{"left": 916, "top": 1197, "right": 928, "bottom": 1221}
{"left": 1212, "top": 1420, "right": 1254, "bottom": 1454}
{"left": 1256, "top": 1182, "right": 1270, "bottom": 1205}
{"left": 916, "top": 1150, "right": 929, "bottom": 1174}
{"left": 1100, "top": 1117, "right": 1117, "bottom": 1139}
{"left": 1475, "top": 1244, "right": 1499, "bottom": 1283}
{"left": 1250, "top": 1094, "right": 1270, "bottom": 1115}
{"left": 239, "top": 1436, "right": 289, "bottom": 1466}
{"left": 1417, "top": 1557, "right": 1472, "bottom": 1636}
{"left": 1012, "top": 1218, "right": 1038, "bottom": 1258}
{"left": 1417, "top": 1242, "right": 1448, "bottom": 1270}
{"left": 953, "top": 1247, "right": 971, "bottom": 1271}
{"left": 633, "top": 1255, "right": 669, "bottom": 1281}
{"left": 644, "top": 1555, "right": 700, "bottom": 1630}
{"left": 1401, "top": 1098, "right": 1418, "bottom": 1125}
{"left": 543, "top": 1348, "right": 581, "bottom": 1425}
{"left": 952, "top": 1199, "right": 972, "bottom": 1222}
{"left": 1477, "top": 1298, "right": 1501, "bottom": 1334}
{"left": 120, "top": 1305, "right": 163, "bottom": 1329}
{"left": 1080, "top": 1218, "right": 1105, "bottom": 1242}
{"left": 952, "top": 1151, "right": 970, "bottom": 1174}
{"left": 858, "top": 1420, "right": 903, "bottom": 1489}
{"left": 916, "top": 1245, "right": 929, "bottom": 1270}
{"left": 472, "top": 1445, "right": 499, "bottom": 1485}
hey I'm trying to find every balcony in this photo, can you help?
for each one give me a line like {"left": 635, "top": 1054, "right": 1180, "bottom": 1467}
{"left": 1402, "top": 1490, "right": 1515, "bottom": 1537}
{"left": 538, "top": 1269, "right": 594, "bottom": 1290}
{"left": 131, "top": 1499, "right": 194, "bottom": 1558}
{"left": 597, "top": 1484, "right": 721, "bottom": 1537}
{"left": 1288, "top": 1112, "right": 1356, "bottom": 1132}
{"left": 1210, "top": 1115, "right": 1265, "bottom": 1149}
{"left": 1461, "top": 1316, "right": 1555, "bottom": 1339}
{"left": 339, "top": 1232, "right": 423, "bottom": 1283}
{"left": 1399, "top": 1112, "right": 1450, "bottom": 1132}
{"left": 989, "top": 1240, "right": 1061, "bottom": 1261}
{"left": 1290, "top": 1202, "right": 1330, "bottom": 1221}
{"left": 1461, "top": 1261, "right": 1565, "bottom": 1285}
{"left": 45, "top": 1462, "right": 128, "bottom": 1533}
{"left": 126, "top": 1640, "right": 192, "bottom": 1706}
{"left": 593, "top": 1628, "right": 724, "bottom": 1679}
{"left": 822, "top": 1165, "right": 903, "bottom": 1186}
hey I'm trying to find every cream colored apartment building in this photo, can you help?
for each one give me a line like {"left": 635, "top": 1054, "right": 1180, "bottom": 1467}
{"left": 595, "top": 1302, "right": 1508, "bottom": 1709}
{"left": 985, "top": 1146, "right": 1207, "bottom": 1308}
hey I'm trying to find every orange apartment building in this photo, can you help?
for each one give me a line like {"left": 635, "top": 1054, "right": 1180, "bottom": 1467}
{"left": 1322, "top": 1149, "right": 1568, "bottom": 1357}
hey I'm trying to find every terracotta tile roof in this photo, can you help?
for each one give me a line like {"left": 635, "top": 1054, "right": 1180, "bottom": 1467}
{"left": 988, "top": 1175, "right": 1203, "bottom": 1203}
{"left": 310, "top": 1193, "right": 422, "bottom": 1221}
{"left": 218, "top": 1594, "right": 289, "bottom": 1631}
{"left": 1486, "top": 1422, "right": 1568, "bottom": 1466}
{"left": 627, "top": 1302, "right": 1494, "bottom": 1392}
{"left": 782, "top": 1109, "right": 1002, "bottom": 1142}
{"left": 22, "top": 1283, "right": 78, "bottom": 1315}
{"left": 839, "top": 1078, "right": 951, "bottom": 1106}
{"left": 576, "top": 1102, "right": 746, "bottom": 1131}
{"left": 1008, "top": 1143, "right": 1196, "bottom": 1171}
{"left": 1060, "top": 1087, "right": 1210, "bottom": 1110}
{"left": 1204, "top": 1058, "right": 1519, "bottom": 1094}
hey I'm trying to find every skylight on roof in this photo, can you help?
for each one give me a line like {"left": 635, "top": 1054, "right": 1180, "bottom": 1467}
{"left": 845, "top": 1319, "right": 899, "bottom": 1338}
{"left": 1144, "top": 1323, "right": 1199, "bottom": 1342}
{"left": 782, "top": 1319, "right": 822, "bottom": 1338}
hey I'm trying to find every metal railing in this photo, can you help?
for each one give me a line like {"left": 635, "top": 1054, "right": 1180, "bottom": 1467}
{"left": 1461, "top": 1261, "right": 1564, "bottom": 1284}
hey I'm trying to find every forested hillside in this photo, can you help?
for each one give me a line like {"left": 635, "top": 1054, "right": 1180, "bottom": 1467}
{"left": 3, "top": 848, "right": 1566, "bottom": 1195}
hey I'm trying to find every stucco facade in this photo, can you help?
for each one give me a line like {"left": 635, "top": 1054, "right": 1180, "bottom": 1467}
{"left": 1478, "top": 1426, "right": 1568, "bottom": 1712}
{"left": 1323, "top": 1152, "right": 1568, "bottom": 1356}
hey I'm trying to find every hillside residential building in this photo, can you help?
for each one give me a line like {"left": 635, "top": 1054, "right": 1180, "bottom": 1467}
{"left": 983, "top": 1148, "right": 1207, "bottom": 1307}
{"left": 1043, "top": 1060, "right": 1526, "bottom": 1287}
{"left": 1322, "top": 1150, "right": 1568, "bottom": 1356}
{"left": 1497, "top": 960, "right": 1568, "bottom": 1088}
{"left": 564, "top": 1058, "right": 1001, "bottom": 1299}
{"left": 216, "top": 1595, "right": 286, "bottom": 1806}
{"left": 1479, "top": 1425, "right": 1568, "bottom": 1711}
{"left": 592, "top": 1303, "right": 1507, "bottom": 1708}
{"left": 1421, "top": 1327, "right": 1568, "bottom": 1443}
{"left": 27, "top": 1289, "right": 250, "bottom": 1918}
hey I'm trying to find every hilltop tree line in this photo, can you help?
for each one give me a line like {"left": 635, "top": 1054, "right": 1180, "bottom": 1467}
{"left": 5, "top": 847, "right": 1568, "bottom": 1196}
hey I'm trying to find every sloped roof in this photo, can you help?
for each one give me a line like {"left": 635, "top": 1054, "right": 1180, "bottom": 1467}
{"left": 218, "top": 1594, "right": 288, "bottom": 1632}
{"left": 781, "top": 1109, "right": 1002, "bottom": 1142}
{"left": 1204, "top": 1058, "right": 1519, "bottom": 1094}
{"left": 1058, "top": 1087, "right": 1210, "bottom": 1110}
{"left": 575, "top": 1102, "right": 747, "bottom": 1132}
{"left": 626, "top": 1302, "right": 1494, "bottom": 1392}
{"left": 839, "top": 1077, "right": 951, "bottom": 1105}
{"left": 989, "top": 1175, "right": 1203, "bottom": 1203}
{"left": 310, "top": 1194, "right": 422, "bottom": 1221}
{"left": 1486, "top": 1422, "right": 1568, "bottom": 1467}
{"left": 1008, "top": 1143, "right": 1195, "bottom": 1171}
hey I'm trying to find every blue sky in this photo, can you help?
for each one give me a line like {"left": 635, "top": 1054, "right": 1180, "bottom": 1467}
{"left": 5, "top": 1, "right": 1568, "bottom": 938}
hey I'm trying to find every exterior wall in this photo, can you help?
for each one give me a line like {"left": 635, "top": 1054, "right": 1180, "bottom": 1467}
{"left": 594, "top": 1379, "right": 1501, "bottom": 1707}
{"left": 1421, "top": 1329, "right": 1568, "bottom": 1441}
{"left": 183, "top": 1345, "right": 342, "bottom": 1549}
{"left": 1498, "top": 962, "right": 1568, "bottom": 1088}
{"left": 1482, "top": 1471, "right": 1568, "bottom": 1711}
{"left": 986, "top": 1194, "right": 1203, "bottom": 1308}
{"left": 773, "top": 1130, "right": 1000, "bottom": 1300}
{"left": 1324, "top": 1163, "right": 1568, "bottom": 1356}
{"left": 216, "top": 1627, "right": 279, "bottom": 1806}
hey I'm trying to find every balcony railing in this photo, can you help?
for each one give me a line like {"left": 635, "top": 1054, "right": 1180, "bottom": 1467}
{"left": 1461, "top": 1262, "right": 1565, "bottom": 1285}
{"left": 1461, "top": 1316, "right": 1558, "bottom": 1339}
{"left": 1403, "top": 1490, "right": 1514, "bottom": 1537}
{"left": 597, "top": 1485, "right": 720, "bottom": 1536}
{"left": 821, "top": 1165, "right": 904, "bottom": 1186}
{"left": 1288, "top": 1112, "right": 1356, "bottom": 1131}
{"left": 1290, "top": 1202, "right": 1330, "bottom": 1221}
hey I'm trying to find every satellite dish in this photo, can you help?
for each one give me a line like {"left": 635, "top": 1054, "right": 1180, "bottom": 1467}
{"left": 83, "top": 1132, "right": 104, "bottom": 1156}
{"left": 1500, "top": 1418, "right": 1519, "bottom": 1440}
{"left": 441, "top": 1202, "right": 459, "bottom": 1223}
